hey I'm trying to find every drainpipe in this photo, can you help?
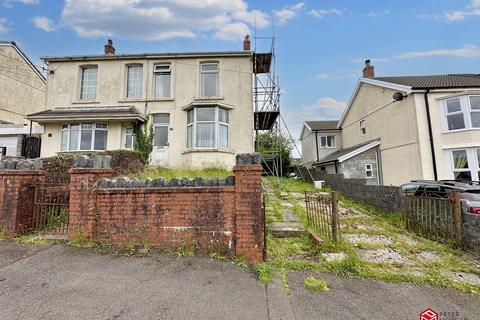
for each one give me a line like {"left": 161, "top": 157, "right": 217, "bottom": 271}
{"left": 424, "top": 89, "right": 438, "bottom": 180}
{"left": 314, "top": 131, "right": 319, "bottom": 162}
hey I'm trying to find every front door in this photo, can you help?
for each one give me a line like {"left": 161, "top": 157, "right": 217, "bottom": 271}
{"left": 151, "top": 114, "right": 170, "bottom": 166}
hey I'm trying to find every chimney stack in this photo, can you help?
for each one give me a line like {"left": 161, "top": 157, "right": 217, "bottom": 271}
{"left": 363, "top": 59, "right": 374, "bottom": 78}
{"left": 104, "top": 39, "right": 115, "bottom": 55}
{"left": 243, "top": 35, "right": 251, "bottom": 51}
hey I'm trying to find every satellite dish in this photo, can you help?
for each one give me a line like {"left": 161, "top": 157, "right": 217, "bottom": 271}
{"left": 393, "top": 92, "right": 406, "bottom": 101}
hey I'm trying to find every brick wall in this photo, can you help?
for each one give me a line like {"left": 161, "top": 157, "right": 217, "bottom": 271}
{"left": 68, "top": 154, "right": 264, "bottom": 262}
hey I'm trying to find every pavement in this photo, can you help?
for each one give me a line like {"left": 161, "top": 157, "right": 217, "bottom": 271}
{"left": 0, "top": 240, "right": 479, "bottom": 320}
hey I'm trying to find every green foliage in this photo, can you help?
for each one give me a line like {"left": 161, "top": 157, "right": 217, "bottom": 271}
{"left": 304, "top": 276, "right": 329, "bottom": 293}
{"left": 268, "top": 176, "right": 317, "bottom": 193}
{"left": 134, "top": 118, "right": 154, "bottom": 165}
{"left": 15, "top": 235, "right": 61, "bottom": 245}
{"left": 210, "top": 251, "right": 227, "bottom": 261}
{"left": 256, "top": 131, "right": 293, "bottom": 176}
{"left": 137, "top": 167, "right": 232, "bottom": 180}
{"left": 176, "top": 241, "right": 195, "bottom": 257}
{"left": 138, "top": 240, "right": 151, "bottom": 254}
{"left": 255, "top": 262, "right": 275, "bottom": 284}
{"left": 0, "top": 228, "right": 5, "bottom": 240}
{"left": 234, "top": 256, "right": 248, "bottom": 268}
{"left": 124, "top": 240, "right": 136, "bottom": 254}
{"left": 68, "top": 229, "right": 93, "bottom": 248}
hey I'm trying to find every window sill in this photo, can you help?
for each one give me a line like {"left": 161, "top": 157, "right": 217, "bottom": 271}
{"left": 58, "top": 150, "right": 106, "bottom": 153}
{"left": 72, "top": 100, "right": 100, "bottom": 104}
{"left": 442, "top": 128, "right": 480, "bottom": 134}
{"left": 147, "top": 98, "right": 175, "bottom": 102}
{"left": 182, "top": 148, "right": 235, "bottom": 155}
{"left": 194, "top": 96, "right": 224, "bottom": 101}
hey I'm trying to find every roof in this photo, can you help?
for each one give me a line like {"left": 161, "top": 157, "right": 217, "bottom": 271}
{"left": 42, "top": 51, "right": 253, "bottom": 63}
{"left": 373, "top": 74, "right": 480, "bottom": 90}
{"left": 314, "top": 139, "right": 380, "bottom": 165}
{"left": 305, "top": 120, "right": 339, "bottom": 131}
{"left": 0, "top": 40, "right": 46, "bottom": 83}
{"left": 26, "top": 106, "right": 145, "bottom": 122}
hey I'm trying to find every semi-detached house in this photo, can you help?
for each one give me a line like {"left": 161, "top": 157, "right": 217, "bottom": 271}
{"left": 27, "top": 39, "right": 256, "bottom": 168}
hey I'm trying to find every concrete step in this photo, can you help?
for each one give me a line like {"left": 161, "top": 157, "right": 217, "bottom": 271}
{"left": 268, "top": 222, "right": 305, "bottom": 238}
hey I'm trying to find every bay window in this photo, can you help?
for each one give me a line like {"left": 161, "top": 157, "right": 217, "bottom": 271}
{"left": 186, "top": 106, "right": 229, "bottom": 149}
{"left": 80, "top": 66, "right": 98, "bottom": 100}
{"left": 61, "top": 123, "right": 108, "bottom": 151}
{"left": 449, "top": 148, "right": 480, "bottom": 182}
{"left": 200, "top": 63, "right": 219, "bottom": 97}
{"left": 126, "top": 65, "right": 143, "bottom": 98}
{"left": 443, "top": 96, "right": 480, "bottom": 131}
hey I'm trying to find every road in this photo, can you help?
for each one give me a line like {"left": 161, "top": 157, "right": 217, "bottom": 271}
{"left": 0, "top": 240, "right": 478, "bottom": 319}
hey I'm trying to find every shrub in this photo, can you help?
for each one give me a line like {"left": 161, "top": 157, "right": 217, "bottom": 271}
{"left": 134, "top": 119, "right": 154, "bottom": 165}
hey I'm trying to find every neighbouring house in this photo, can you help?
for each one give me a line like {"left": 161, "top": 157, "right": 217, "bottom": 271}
{"left": 299, "top": 120, "right": 341, "bottom": 170}
{"left": 314, "top": 60, "right": 480, "bottom": 186}
{"left": 27, "top": 39, "right": 256, "bottom": 168}
{"left": 0, "top": 41, "right": 46, "bottom": 158}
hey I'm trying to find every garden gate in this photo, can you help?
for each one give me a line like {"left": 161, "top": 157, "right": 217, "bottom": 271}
{"left": 31, "top": 181, "right": 70, "bottom": 235}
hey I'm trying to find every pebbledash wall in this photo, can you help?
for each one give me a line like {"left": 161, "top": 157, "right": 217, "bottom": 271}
{"left": 68, "top": 153, "right": 264, "bottom": 262}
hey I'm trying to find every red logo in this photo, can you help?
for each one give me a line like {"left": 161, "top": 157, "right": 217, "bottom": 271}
{"left": 420, "top": 308, "right": 438, "bottom": 320}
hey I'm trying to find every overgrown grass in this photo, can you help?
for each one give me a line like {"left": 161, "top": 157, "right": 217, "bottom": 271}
{"left": 15, "top": 234, "right": 61, "bottom": 245}
{"left": 0, "top": 228, "right": 5, "bottom": 240}
{"left": 176, "top": 241, "right": 195, "bottom": 257}
{"left": 137, "top": 167, "right": 232, "bottom": 180}
{"left": 67, "top": 229, "right": 93, "bottom": 248}
{"left": 304, "top": 276, "right": 329, "bottom": 292}
{"left": 267, "top": 176, "right": 317, "bottom": 193}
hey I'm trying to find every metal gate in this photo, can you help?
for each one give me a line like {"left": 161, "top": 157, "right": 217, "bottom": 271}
{"left": 32, "top": 182, "right": 70, "bottom": 234}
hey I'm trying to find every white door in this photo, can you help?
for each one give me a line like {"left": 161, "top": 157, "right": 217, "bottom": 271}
{"left": 150, "top": 114, "right": 170, "bottom": 166}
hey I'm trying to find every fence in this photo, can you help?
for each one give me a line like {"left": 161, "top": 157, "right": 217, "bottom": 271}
{"left": 304, "top": 191, "right": 340, "bottom": 243}
{"left": 404, "top": 192, "right": 463, "bottom": 245}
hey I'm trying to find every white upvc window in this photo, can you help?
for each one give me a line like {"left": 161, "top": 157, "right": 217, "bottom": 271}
{"left": 154, "top": 64, "right": 171, "bottom": 98}
{"left": 126, "top": 65, "right": 143, "bottom": 98}
{"left": 365, "top": 163, "right": 374, "bottom": 179}
{"left": 442, "top": 95, "right": 480, "bottom": 131}
{"left": 319, "top": 135, "right": 335, "bottom": 148}
{"left": 61, "top": 123, "right": 108, "bottom": 151}
{"left": 80, "top": 66, "right": 98, "bottom": 100}
{"left": 449, "top": 148, "right": 480, "bottom": 182}
{"left": 200, "top": 62, "right": 219, "bottom": 97}
{"left": 124, "top": 127, "right": 135, "bottom": 149}
{"left": 186, "top": 106, "right": 229, "bottom": 149}
{"left": 360, "top": 119, "right": 366, "bottom": 135}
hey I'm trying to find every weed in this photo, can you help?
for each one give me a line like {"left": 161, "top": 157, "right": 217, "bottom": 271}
{"left": 176, "top": 241, "right": 195, "bottom": 257}
{"left": 68, "top": 229, "right": 93, "bottom": 248}
{"left": 234, "top": 256, "right": 248, "bottom": 268}
{"left": 255, "top": 262, "right": 275, "bottom": 284}
{"left": 138, "top": 240, "right": 151, "bottom": 254}
{"left": 210, "top": 251, "right": 227, "bottom": 261}
{"left": 15, "top": 234, "right": 61, "bottom": 245}
{"left": 0, "top": 228, "right": 5, "bottom": 240}
{"left": 304, "top": 276, "right": 329, "bottom": 293}
{"left": 137, "top": 167, "right": 232, "bottom": 180}
{"left": 124, "top": 240, "right": 136, "bottom": 253}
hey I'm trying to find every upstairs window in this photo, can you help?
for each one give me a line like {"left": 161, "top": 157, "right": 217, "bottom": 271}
{"left": 469, "top": 96, "right": 480, "bottom": 128}
{"left": 360, "top": 120, "right": 366, "bottom": 135}
{"left": 365, "top": 164, "right": 373, "bottom": 178}
{"left": 154, "top": 64, "right": 171, "bottom": 98}
{"left": 445, "top": 98, "right": 465, "bottom": 130}
{"left": 319, "top": 135, "right": 335, "bottom": 148}
{"left": 126, "top": 65, "right": 143, "bottom": 98}
{"left": 187, "top": 106, "right": 229, "bottom": 149}
{"left": 200, "top": 63, "right": 219, "bottom": 97}
{"left": 80, "top": 66, "right": 98, "bottom": 100}
{"left": 61, "top": 123, "right": 107, "bottom": 151}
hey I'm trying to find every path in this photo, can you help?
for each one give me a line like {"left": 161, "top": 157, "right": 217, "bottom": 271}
{"left": 0, "top": 240, "right": 479, "bottom": 320}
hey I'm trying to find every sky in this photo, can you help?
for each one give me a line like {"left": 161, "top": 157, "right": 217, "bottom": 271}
{"left": 1, "top": 0, "right": 480, "bottom": 151}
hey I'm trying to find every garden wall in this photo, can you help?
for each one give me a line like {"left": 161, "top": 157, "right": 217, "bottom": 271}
{"left": 463, "top": 212, "right": 480, "bottom": 252}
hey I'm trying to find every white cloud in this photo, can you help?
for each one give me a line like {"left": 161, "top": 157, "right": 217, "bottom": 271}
{"left": 315, "top": 73, "right": 331, "bottom": 80}
{"left": 274, "top": 2, "right": 305, "bottom": 25}
{"left": 395, "top": 45, "right": 480, "bottom": 59}
{"left": 0, "top": 18, "right": 9, "bottom": 33}
{"left": 445, "top": 0, "right": 480, "bottom": 22}
{"left": 61, "top": 0, "right": 269, "bottom": 42}
{"left": 314, "top": 73, "right": 355, "bottom": 80}
{"left": 367, "top": 10, "right": 390, "bottom": 17}
{"left": 308, "top": 8, "right": 343, "bottom": 18}
{"left": 3, "top": 0, "right": 39, "bottom": 7}
{"left": 32, "top": 16, "right": 56, "bottom": 32}
{"left": 302, "top": 97, "right": 347, "bottom": 117}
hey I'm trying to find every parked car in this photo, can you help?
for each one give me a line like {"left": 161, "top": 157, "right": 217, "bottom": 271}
{"left": 401, "top": 180, "right": 480, "bottom": 214}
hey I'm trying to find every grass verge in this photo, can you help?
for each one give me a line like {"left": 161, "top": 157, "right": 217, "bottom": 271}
{"left": 137, "top": 167, "right": 232, "bottom": 180}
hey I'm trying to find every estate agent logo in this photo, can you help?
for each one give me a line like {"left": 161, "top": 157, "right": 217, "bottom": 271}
{"left": 420, "top": 308, "right": 439, "bottom": 320}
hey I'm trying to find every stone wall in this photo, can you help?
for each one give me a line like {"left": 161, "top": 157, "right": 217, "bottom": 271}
{"left": 462, "top": 212, "right": 480, "bottom": 252}
{"left": 338, "top": 147, "right": 379, "bottom": 185}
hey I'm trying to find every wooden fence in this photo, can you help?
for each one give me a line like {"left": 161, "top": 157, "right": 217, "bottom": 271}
{"left": 304, "top": 191, "right": 340, "bottom": 243}
{"left": 404, "top": 192, "right": 463, "bottom": 245}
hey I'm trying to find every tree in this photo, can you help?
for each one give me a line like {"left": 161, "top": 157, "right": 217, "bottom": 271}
{"left": 134, "top": 118, "right": 154, "bottom": 165}
{"left": 256, "top": 131, "right": 293, "bottom": 176}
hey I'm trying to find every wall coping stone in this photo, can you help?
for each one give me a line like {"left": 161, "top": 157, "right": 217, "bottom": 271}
{"left": 0, "top": 159, "right": 43, "bottom": 170}
{"left": 0, "top": 169, "right": 46, "bottom": 176}
{"left": 235, "top": 153, "right": 261, "bottom": 165}
{"left": 72, "top": 155, "right": 112, "bottom": 169}
{"left": 96, "top": 176, "right": 235, "bottom": 189}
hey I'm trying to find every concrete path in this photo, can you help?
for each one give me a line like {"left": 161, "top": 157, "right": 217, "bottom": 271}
{"left": 0, "top": 241, "right": 479, "bottom": 320}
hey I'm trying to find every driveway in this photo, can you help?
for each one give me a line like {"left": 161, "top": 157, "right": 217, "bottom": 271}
{"left": 0, "top": 240, "right": 478, "bottom": 320}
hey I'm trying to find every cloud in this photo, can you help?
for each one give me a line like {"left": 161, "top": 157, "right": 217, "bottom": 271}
{"left": 308, "top": 8, "right": 343, "bottom": 18}
{"left": 32, "top": 16, "right": 56, "bottom": 32}
{"left": 314, "top": 73, "right": 355, "bottom": 80}
{"left": 366, "top": 10, "right": 391, "bottom": 17}
{"left": 394, "top": 45, "right": 480, "bottom": 59}
{"left": 0, "top": 18, "right": 9, "bottom": 33}
{"left": 444, "top": 0, "right": 480, "bottom": 22}
{"left": 302, "top": 97, "right": 347, "bottom": 117}
{"left": 3, "top": 0, "right": 39, "bottom": 7}
{"left": 61, "top": 0, "right": 269, "bottom": 42}
{"left": 274, "top": 2, "right": 305, "bottom": 25}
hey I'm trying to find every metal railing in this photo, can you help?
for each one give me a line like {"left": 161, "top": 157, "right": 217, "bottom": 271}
{"left": 304, "top": 191, "right": 340, "bottom": 243}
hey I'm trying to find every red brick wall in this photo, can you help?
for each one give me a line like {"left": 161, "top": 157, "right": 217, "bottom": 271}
{"left": 0, "top": 170, "right": 45, "bottom": 236}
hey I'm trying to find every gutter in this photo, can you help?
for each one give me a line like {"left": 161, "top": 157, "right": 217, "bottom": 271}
{"left": 424, "top": 89, "right": 438, "bottom": 180}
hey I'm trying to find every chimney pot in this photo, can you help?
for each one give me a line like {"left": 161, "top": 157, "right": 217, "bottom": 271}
{"left": 363, "top": 59, "right": 374, "bottom": 78}
{"left": 104, "top": 39, "right": 115, "bottom": 55}
{"left": 243, "top": 35, "right": 251, "bottom": 51}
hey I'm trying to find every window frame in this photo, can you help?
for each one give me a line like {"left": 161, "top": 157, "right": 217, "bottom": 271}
{"left": 186, "top": 106, "right": 229, "bottom": 149}
{"left": 153, "top": 63, "right": 172, "bottom": 99}
{"left": 79, "top": 65, "right": 98, "bottom": 101}
{"left": 60, "top": 122, "right": 108, "bottom": 152}
{"left": 468, "top": 95, "right": 480, "bottom": 129}
{"left": 441, "top": 95, "right": 480, "bottom": 132}
{"left": 152, "top": 114, "right": 170, "bottom": 148}
{"left": 365, "top": 163, "right": 374, "bottom": 179}
{"left": 123, "top": 126, "right": 135, "bottom": 149}
{"left": 199, "top": 62, "right": 220, "bottom": 98}
{"left": 125, "top": 64, "right": 143, "bottom": 99}
{"left": 319, "top": 135, "right": 336, "bottom": 148}
{"left": 360, "top": 120, "right": 366, "bottom": 135}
